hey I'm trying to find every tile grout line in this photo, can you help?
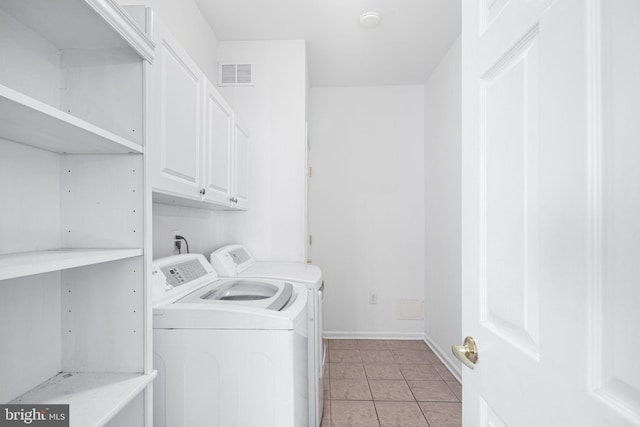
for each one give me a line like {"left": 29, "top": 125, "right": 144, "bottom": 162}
{"left": 324, "top": 339, "right": 461, "bottom": 426}
{"left": 394, "top": 348, "right": 431, "bottom": 426}
{"left": 357, "top": 348, "right": 382, "bottom": 426}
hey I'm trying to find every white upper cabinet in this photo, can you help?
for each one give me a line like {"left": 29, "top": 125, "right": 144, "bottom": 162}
{"left": 202, "top": 79, "right": 234, "bottom": 205}
{"left": 148, "top": 19, "right": 204, "bottom": 199}
{"left": 149, "top": 20, "right": 250, "bottom": 210}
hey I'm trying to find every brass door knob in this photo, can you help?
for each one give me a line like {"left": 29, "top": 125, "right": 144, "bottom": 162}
{"left": 452, "top": 336, "right": 478, "bottom": 369}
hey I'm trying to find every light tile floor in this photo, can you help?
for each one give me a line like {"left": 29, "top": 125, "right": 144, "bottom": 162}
{"left": 321, "top": 339, "right": 461, "bottom": 427}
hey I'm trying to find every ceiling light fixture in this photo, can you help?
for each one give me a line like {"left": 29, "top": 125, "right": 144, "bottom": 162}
{"left": 360, "top": 11, "right": 381, "bottom": 29}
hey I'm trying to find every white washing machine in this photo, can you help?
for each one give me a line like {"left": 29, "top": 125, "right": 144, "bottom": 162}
{"left": 210, "top": 244, "right": 325, "bottom": 427}
{"left": 152, "top": 254, "right": 309, "bottom": 427}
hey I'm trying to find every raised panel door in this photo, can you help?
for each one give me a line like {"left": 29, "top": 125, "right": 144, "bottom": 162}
{"left": 149, "top": 20, "right": 203, "bottom": 200}
{"left": 232, "top": 118, "right": 250, "bottom": 210}
{"left": 461, "top": 0, "right": 640, "bottom": 425}
{"left": 202, "top": 80, "right": 233, "bottom": 206}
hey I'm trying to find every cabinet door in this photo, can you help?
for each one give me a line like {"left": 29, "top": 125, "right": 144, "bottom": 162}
{"left": 149, "top": 21, "right": 203, "bottom": 199}
{"left": 202, "top": 80, "right": 233, "bottom": 206}
{"left": 232, "top": 119, "right": 250, "bottom": 210}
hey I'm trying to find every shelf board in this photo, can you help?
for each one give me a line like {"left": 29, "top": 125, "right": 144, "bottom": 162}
{"left": 0, "top": 84, "right": 144, "bottom": 154}
{"left": 11, "top": 371, "right": 157, "bottom": 427}
{"left": 0, "top": 248, "right": 144, "bottom": 281}
{"left": 0, "top": 0, "right": 154, "bottom": 63}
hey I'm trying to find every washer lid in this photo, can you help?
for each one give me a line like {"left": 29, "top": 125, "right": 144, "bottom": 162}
{"left": 153, "top": 282, "right": 308, "bottom": 330}
{"left": 179, "top": 279, "right": 293, "bottom": 311}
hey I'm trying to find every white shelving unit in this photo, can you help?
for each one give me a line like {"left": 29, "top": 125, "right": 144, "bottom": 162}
{"left": 0, "top": 249, "right": 144, "bottom": 281}
{"left": 11, "top": 372, "right": 157, "bottom": 427}
{"left": 0, "top": 1, "right": 155, "bottom": 426}
{"left": 0, "top": 0, "right": 154, "bottom": 63}
{"left": 0, "top": 85, "right": 144, "bottom": 154}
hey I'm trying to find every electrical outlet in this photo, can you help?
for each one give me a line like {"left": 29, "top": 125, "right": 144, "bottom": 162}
{"left": 171, "top": 229, "right": 181, "bottom": 253}
{"left": 369, "top": 292, "right": 377, "bottom": 304}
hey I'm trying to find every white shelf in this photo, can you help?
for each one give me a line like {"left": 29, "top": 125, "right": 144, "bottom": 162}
{"left": 0, "top": 85, "right": 144, "bottom": 154}
{"left": 11, "top": 371, "right": 157, "bottom": 427}
{"left": 0, "top": 248, "right": 143, "bottom": 281}
{"left": 0, "top": 0, "right": 154, "bottom": 63}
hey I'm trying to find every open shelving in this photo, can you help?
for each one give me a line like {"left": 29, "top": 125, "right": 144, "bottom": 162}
{"left": 0, "top": 1, "right": 155, "bottom": 425}
{"left": 0, "top": 249, "right": 144, "bottom": 281}
{"left": 11, "top": 372, "right": 157, "bottom": 427}
{"left": 0, "top": 84, "right": 144, "bottom": 154}
{"left": 0, "top": 0, "right": 154, "bottom": 63}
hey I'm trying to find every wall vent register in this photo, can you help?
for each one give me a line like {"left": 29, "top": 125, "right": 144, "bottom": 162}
{"left": 219, "top": 63, "right": 253, "bottom": 86}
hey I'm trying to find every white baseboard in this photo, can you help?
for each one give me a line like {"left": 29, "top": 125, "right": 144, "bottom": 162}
{"left": 423, "top": 332, "right": 462, "bottom": 382}
{"left": 323, "top": 330, "right": 424, "bottom": 340}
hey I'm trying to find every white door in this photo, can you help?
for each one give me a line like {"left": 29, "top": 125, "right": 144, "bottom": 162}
{"left": 149, "top": 20, "right": 204, "bottom": 199}
{"left": 232, "top": 118, "right": 250, "bottom": 210}
{"left": 460, "top": 0, "right": 640, "bottom": 426}
{"left": 203, "top": 80, "right": 233, "bottom": 205}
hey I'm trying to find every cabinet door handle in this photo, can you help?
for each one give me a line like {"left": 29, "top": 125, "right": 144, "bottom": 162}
{"left": 200, "top": 188, "right": 206, "bottom": 195}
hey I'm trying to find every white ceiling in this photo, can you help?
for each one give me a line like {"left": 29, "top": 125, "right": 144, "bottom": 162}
{"left": 193, "top": 0, "right": 461, "bottom": 88}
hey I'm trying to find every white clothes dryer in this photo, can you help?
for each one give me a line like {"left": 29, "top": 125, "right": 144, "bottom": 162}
{"left": 210, "top": 244, "right": 325, "bottom": 427}
{"left": 152, "top": 254, "right": 308, "bottom": 427}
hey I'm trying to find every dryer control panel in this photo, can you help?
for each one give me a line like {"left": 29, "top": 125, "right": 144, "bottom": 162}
{"left": 229, "top": 248, "right": 251, "bottom": 266}
{"left": 210, "top": 244, "right": 256, "bottom": 276}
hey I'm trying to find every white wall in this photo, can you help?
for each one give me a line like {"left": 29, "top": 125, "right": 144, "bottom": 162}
{"left": 309, "top": 85, "right": 425, "bottom": 337}
{"left": 152, "top": 204, "right": 231, "bottom": 259}
{"left": 217, "top": 41, "right": 308, "bottom": 262}
{"left": 423, "top": 37, "right": 462, "bottom": 376}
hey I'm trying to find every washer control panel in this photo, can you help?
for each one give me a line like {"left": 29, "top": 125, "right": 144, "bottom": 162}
{"left": 160, "top": 259, "right": 209, "bottom": 287}
{"left": 152, "top": 254, "right": 217, "bottom": 305}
